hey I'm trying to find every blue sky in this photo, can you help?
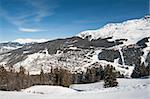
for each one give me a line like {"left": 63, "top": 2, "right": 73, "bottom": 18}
{"left": 0, "top": 0, "right": 149, "bottom": 42}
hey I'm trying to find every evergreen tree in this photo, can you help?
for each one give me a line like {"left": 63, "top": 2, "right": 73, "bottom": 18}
{"left": 85, "top": 68, "right": 92, "bottom": 83}
{"left": 95, "top": 65, "right": 104, "bottom": 81}
{"left": 131, "top": 62, "right": 147, "bottom": 78}
{"left": 26, "top": 72, "right": 31, "bottom": 88}
{"left": 103, "top": 65, "right": 118, "bottom": 88}
{"left": 0, "top": 66, "right": 8, "bottom": 90}
{"left": 60, "top": 68, "right": 73, "bottom": 87}
{"left": 85, "top": 67, "right": 96, "bottom": 83}
{"left": 146, "top": 65, "right": 150, "bottom": 76}
{"left": 40, "top": 68, "right": 45, "bottom": 84}
{"left": 52, "top": 67, "right": 59, "bottom": 85}
{"left": 7, "top": 67, "right": 18, "bottom": 91}
{"left": 17, "top": 66, "right": 26, "bottom": 89}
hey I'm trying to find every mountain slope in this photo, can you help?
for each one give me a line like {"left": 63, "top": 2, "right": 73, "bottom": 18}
{"left": 78, "top": 16, "right": 150, "bottom": 45}
{"left": 0, "top": 16, "right": 149, "bottom": 77}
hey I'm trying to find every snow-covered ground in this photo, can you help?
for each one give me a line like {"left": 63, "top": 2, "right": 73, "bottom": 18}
{"left": 0, "top": 78, "right": 149, "bottom": 99}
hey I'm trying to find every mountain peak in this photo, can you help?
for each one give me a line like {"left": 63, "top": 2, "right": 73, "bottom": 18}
{"left": 144, "top": 15, "right": 150, "bottom": 19}
{"left": 77, "top": 16, "right": 150, "bottom": 45}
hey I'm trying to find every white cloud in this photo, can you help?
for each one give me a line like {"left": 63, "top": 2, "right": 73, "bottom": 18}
{"left": 14, "top": 38, "right": 49, "bottom": 44}
{"left": 19, "top": 27, "right": 45, "bottom": 32}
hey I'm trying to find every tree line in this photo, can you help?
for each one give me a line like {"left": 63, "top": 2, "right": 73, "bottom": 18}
{"left": 0, "top": 63, "right": 134, "bottom": 91}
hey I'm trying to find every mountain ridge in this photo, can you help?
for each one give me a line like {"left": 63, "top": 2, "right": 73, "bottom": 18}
{"left": 0, "top": 16, "right": 149, "bottom": 77}
{"left": 77, "top": 15, "right": 150, "bottom": 45}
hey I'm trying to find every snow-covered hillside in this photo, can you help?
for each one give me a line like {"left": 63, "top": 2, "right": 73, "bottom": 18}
{"left": 0, "top": 16, "right": 149, "bottom": 99}
{"left": 0, "top": 16, "right": 149, "bottom": 78}
{"left": 77, "top": 16, "right": 150, "bottom": 45}
{"left": 0, "top": 78, "right": 149, "bottom": 99}
{"left": 11, "top": 48, "right": 133, "bottom": 77}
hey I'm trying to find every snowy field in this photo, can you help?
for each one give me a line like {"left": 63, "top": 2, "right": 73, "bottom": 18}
{"left": 0, "top": 78, "right": 149, "bottom": 99}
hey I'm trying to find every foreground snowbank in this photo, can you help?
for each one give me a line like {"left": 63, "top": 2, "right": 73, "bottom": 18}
{"left": 0, "top": 78, "right": 149, "bottom": 99}
{"left": 23, "top": 85, "right": 77, "bottom": 95}
{"left": 70, "top": 78, "right": 150, "bottom": 92}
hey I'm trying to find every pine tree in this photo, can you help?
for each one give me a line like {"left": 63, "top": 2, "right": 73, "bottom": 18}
{"left": 131, "top": 62, "right": 147, "bottom": 78}
{"left": 146, "top": 65, "right": 150, "bottom": 76}
{"left": 18, "top": 66, "right": 26, "bottom": 89}
{"left": 26, "top": 72, "right": 31, "bottom": 88}
{"left": 95, "top": 65, "right": 104, "bottom": 81}
{"left": 85, "top": 68, "right": 91, "bottom": 83}
{"left": 61, "top": 68, "right": 73, "bottom": 87}
{"left": 103, "top": 65, "right": 118, "bottom": 88}
{"left": 50, "top": 67, "right": 73, "bottom": 87}
{"left": 52, "top": 67, "right": 59, "bottom": 85}
{"left": 40, "top": 68, "right": 45, "bottom": 84}
{"left": 0, "top": 66, "right": 8, "bottom": 90}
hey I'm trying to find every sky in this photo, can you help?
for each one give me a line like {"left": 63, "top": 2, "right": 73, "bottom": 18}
{"left": 0, "top": 0, "right": 149, "bottom": 42}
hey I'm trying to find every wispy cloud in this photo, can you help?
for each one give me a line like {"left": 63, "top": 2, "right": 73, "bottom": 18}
{"left": 19, "top": 27, "right": 45, "bottom": 33}
{"left": 0, "top": 0, "right": 59, "bottom": 32}
{"left": 0, "top": 9, "right": 26, "bottom": 27}
{"left": 27, "top": 0, "right": 59, "bottom": 22}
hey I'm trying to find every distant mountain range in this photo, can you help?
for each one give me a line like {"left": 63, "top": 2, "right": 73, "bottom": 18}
{"left": 0, "top": 39, "right": 49, "bottom": 54}
{"left": 0, "top": 16, "right": 149, "bottom": 77}
{"left": 0, "top": 42, "right": 24, "bottom": 54}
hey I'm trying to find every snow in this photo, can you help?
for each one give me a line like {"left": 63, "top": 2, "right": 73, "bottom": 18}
{"left": 2, "top": 46, "right": 21, "bottom": 50}
{"left": 0, "top": 78, "right": 149, "bottom": 99}
{"left": 13, "top": 52, "right": 53, "bottom": 75}
{"left": 77, "top": 16, "right": 150, "bottom": 45}
{"left": 76, "top": 16, "right": 150, "bottom": 77}
{"left": 78, "top": 50, "right": 101, "bottom": 72}
{"left": 98, "top": 60, "right": 134, "bottom": 77}
{"left": 82, "top": 49, "right": 134, "bottom": 77}
{"left": 118, "top": 47, "right": 125, "bottom": 66}
{"left": 1, "top": 16, "right": 149, "bottom": 77}
{"left": 69, "top": 47, "right": 78, "bottom": 50}
{"left": 13, "top": 38, "right": 49, "bottom": 44}
{"left": 141, "top": 38, "right": 150, "bottom": 65}
{"left": 13, "top": 49, "right": 94, "bottom": 75}
{"left": 12, "top": 48, "right": 134, "bottom": 77}
{"left": 70, "top": 78, "right": 150, "bottom": 92}
{"left": 23, "top": 86, "right": 77, "bottom": 95}
{"left": 0, "top": 46, "right": 22, "bottom": 54}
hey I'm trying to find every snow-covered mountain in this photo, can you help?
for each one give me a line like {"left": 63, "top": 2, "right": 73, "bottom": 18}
{"left": 0, "top": 39, "right": 49, "bottom": 54}
{"left": 0, "top": 42, "right": 24, "bottom": 54}
{"left": 77, "top": 15, "right": 150, "bottom": 45}
{"left": 13, "top": 38, "right": 49, "bottom": 44}
{"left": 0, "top": 16, "right": 149, "bottom": 77}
